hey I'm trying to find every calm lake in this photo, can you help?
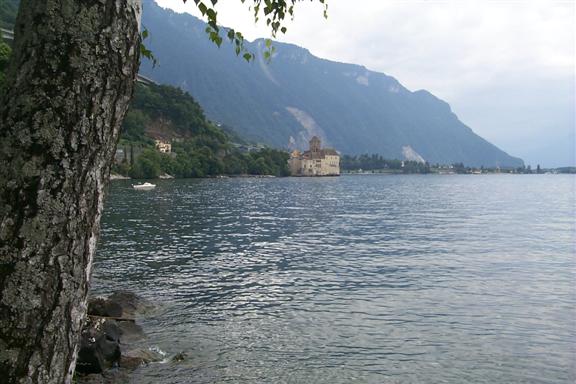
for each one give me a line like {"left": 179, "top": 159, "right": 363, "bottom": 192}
{"left": 93, "top": 174, "right": 576, "bottom": 383}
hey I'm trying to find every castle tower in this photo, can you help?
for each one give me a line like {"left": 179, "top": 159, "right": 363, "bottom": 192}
{"left": 309, "top": 136, "right": 321, "bottom": 153}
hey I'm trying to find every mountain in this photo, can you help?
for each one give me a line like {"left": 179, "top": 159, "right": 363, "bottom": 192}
{"left": 147, "top": 2, "right": 522, "bottom": 167}
{"left": 0, "top": 0, "right": 18, "bottom": 29}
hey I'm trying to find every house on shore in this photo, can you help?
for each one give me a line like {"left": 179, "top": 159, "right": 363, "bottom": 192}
{"left": 155, "top": 139, "right": 172, "bottom": 153}
{"left": 288, "top": 136, "right": 340, "bottom": 176}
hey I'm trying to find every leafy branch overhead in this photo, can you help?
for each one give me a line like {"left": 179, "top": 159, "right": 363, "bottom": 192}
{"left": 140, "top": 27, "right": 157, "bottom": 66}
{"left": 184, "top": 0, "right": 328, "bottom": 61}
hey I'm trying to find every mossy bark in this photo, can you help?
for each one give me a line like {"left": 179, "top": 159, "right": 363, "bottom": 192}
{"left": 0, "top": 1, "right": 141, "bottom": 383}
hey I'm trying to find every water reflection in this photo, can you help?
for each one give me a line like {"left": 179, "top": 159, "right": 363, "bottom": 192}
{"left": 94, "top": 175, "right": 576, "bottom": 383}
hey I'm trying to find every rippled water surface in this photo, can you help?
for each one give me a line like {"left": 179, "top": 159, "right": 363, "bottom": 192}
{"left": 93, "top": 175, "right": 576, "bottom": 383}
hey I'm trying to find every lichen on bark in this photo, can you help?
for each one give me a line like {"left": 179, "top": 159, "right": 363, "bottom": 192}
{"left": 0, "top": 1, "right": 142, "bottom": 383}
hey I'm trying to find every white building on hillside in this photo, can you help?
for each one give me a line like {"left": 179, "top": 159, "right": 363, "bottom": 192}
{"left": 155, "top": 139, "right": 172, "bottom": 153}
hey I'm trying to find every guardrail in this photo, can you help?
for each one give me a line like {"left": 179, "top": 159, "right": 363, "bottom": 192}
{"left": 136, "top": 73, "right": 158, "bottom": 86}
{"left": 1, "top": 28, "right": 14, "bottom": 41}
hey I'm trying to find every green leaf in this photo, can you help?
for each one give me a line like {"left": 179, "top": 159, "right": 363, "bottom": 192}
{"left": 140, "top": 43, "right": 158, "bottom": 67}
{"left": 198, "top": 2, "right": 208, "bottom": 16}
{"left": 206, "top": 8, "right": 217, "bottom": 21}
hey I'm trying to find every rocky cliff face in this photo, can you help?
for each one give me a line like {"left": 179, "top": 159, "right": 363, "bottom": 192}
{"left": 140, "top": 0, "right": 523, "bottom": 167}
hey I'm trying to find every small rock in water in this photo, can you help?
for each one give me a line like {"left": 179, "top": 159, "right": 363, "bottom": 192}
{"left": 108, "top": 290, "right": 154, "bottom": 318}
{"left": 76, "top": 318, "right": 122, "bottom": 374}
{"left": 117, "top": 320, "right": 146, "bottom": 343}
{"left": 171, "top": 352, "right": 188, "bottom": 363}
{"left": 88, "top": 297, "right": 123, "bottom": 318}
{"left": 76, "top": 291, "right": 158, "bottom": 382}
{"left": 121, "top": 347, "right": 165, "bottom": 369}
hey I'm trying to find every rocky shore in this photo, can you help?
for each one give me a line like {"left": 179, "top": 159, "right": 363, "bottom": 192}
{"left": 75, "top": 291, "right": 184, "bottom": 383}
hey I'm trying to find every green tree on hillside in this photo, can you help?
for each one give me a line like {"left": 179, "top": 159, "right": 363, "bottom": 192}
{"left": 121, "top": 108, "right": 151, "bottom": 143}
{"left": 129, "top": 149, "right": 162, "bottom": 179}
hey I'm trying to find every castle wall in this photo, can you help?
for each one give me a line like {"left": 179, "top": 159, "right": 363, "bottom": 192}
{"left": 294, "top": 156, "right": 339, "bottom": 176}
{"left": 288, "top": 137, "right": 340, "bottom": 176}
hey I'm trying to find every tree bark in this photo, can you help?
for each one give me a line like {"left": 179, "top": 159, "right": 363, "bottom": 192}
{"left": 0, "top": 1, "right": 141, "bottom": 383}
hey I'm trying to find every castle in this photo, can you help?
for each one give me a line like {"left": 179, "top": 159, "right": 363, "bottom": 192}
{"left": 288, "top": 136, "right": 340, "bottom": 176}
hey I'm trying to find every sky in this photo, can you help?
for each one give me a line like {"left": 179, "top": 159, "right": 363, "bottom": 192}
{"left": 156, "top": 0, "right": 575, "bottom": 167}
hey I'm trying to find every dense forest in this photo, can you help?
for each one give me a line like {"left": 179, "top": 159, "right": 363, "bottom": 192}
{"left": 341, "top": 154, "right": 431, "bottom": 174}
{"left": 115, "top": 82, "right": 290, "bottom": 179}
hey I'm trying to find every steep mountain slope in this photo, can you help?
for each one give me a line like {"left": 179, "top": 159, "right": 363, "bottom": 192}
{"left": 140, "top": 1, "right": 522, "bottom": 167}
{"left": 0, "top": 0, "right": 18, "bottom": 29}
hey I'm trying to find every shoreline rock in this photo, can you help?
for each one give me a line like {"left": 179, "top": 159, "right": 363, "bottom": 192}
{"left": 75, "top": 291, "right": 170, "bottom": 383}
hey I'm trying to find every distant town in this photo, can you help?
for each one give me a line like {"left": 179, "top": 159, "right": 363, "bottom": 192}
{"left": 341, "top": 155, "right": 576, "bottom": 175}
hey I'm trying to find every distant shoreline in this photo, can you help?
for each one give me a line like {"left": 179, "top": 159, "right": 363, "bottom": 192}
{"left": 110, "top": 171, "right": 575, "bottom": 181}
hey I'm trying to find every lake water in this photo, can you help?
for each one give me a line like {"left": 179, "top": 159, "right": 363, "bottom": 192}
{"left": 93, "top": 174, "right": 576, "bottom": 383}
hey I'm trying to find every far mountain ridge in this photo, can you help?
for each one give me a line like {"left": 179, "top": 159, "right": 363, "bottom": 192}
{"left": 140, "top": 0, "right": 523, "bottom": 167}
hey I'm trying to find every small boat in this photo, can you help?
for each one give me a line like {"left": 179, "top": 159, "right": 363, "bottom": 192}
{"left": 133, "top": 182, "right": 156, "bottom": 191}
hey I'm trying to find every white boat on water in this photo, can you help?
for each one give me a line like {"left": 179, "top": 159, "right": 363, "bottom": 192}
{"left": 133, "top": 182, "right": 156, "bottom": 191}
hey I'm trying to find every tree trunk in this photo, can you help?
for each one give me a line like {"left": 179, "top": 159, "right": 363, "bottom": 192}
{"left": 0, "top": 1, "right": 141, "bottom": 383}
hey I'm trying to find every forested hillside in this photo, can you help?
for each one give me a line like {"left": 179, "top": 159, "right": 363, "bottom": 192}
{"left": 117, "top": 82, "right": 289, "bottom": 178}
